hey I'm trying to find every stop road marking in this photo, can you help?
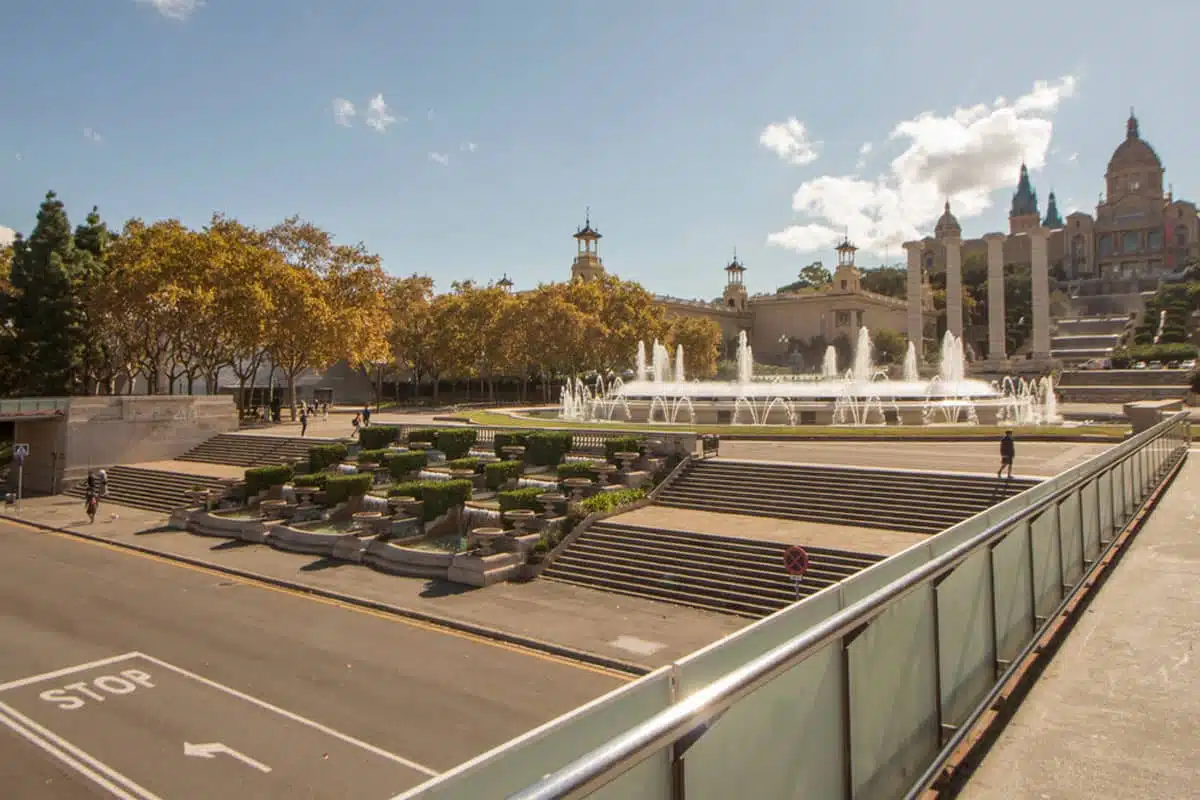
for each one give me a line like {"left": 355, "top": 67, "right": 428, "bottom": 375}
{"left": 39, "top": 669, "right": 155, "bottom": 710}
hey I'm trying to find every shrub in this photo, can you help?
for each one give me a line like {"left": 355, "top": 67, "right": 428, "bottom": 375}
{"left": 406, "top": 428, "right": 440, "bottom": 446}
{"left": 435, "top": 428, "right": 477, "bottom": 459}
{"left": 558, "top": 461, "right": 601, "bottom": 479}
{"left": 493, "top": 430, "right": 530, "bottom": 459}
{"left": 293, "top": 472, "right": 331, "bottom": 489}
{"left": 386, "top": 479, "right": 471, "bottom": 521}
{"left": 309, "top": 443, "right": 348, "bottom": 472}
{"left": 386, "top": 451, "right": 428, "bottom": 479}
{"left": 1111, "top": 342, "right": 1198, "bottom": 367}
{"left": 525, "top": 431, "right": 573, "bottom": 466}
{"left": 604, "top": 436, "right": 644, "bottom": 463}
{"left": 580, "top": 488, "right": 647, "bottom": 516}
{"left": 324, "top": 473, "right": 373, "bottom": 505}
{"left": 497, "top": 486, "right": 544, "bottom": 512}
{"left": 1191, "top": 367, "right": 1200, "bottom": 394}
{"left": 356, "top": 448, "right": 392, "bottom": 465}
{"left": 445, "top": 457, "right": 482, "bottom": 473}
{"left": 244, "top": 465, "right": 293, "bottom": 498}
{"left": 359, "top": 425, "right": 400, "bottom": 450}
{"left": 485, "top": 460, "right": 524, "bottom": 490}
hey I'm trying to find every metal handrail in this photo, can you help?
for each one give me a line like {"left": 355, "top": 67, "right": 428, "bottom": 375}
{"left": 509, "top": 413, "right": 1188, "bottom": 799}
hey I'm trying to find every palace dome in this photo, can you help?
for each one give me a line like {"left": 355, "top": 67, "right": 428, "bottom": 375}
{"left": 1107, "top": 112, "right": 1162, "bottom": 173}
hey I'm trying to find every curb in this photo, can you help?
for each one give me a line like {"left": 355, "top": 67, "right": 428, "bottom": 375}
{"left": 12, "top": 516, "right": 651, "bottom": 679}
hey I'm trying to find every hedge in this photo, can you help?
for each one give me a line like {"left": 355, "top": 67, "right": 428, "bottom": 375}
{"left": 244, "top": 465, "right": 293, "bottom": 498}
{"left": 485, "top": 460, "right": 524, "bottom": 490}
{"left": 387, "top": 479, "right": 472, "bottom": 521}
{"left": 386, "top": 450, "right": 428, "bottom": 480}
{"left": 558, "top": 461, "right": 601, "bottom": 479}
{"left": 493, "top": 430, "right": 530, "bottom": 459}
{"left": 604, "top": 436, "right": 644, "bottom": 463}
{"left": 325, "top": 473, "right": 373, "bottom": 505}
{"left": 445, "top": 457, "right": 482, "bottom": 473}
{"left": 580, "top": 488, "right": 646, "bottom": 515}
{"left": 309, "top": 443, "right": 348, "bottom": 472}
{"left": 356, "top": 448, "right": 393, "bottom": 465}
{"left": 359, "top": 425, "right": 401, "bottom": 450}
{"left": 497, "top": 486, "right": 545, "bottom": 512}
{"left": 525, "top": 431, "right": 572, "bottom": 466}
{"left": 293, "top": 472, "right": 331, "bottom": 489}
{"left": 1111, "top": 342, "right": 1198, "bottom": 367}
{"left": 435, "top": 429, "right": 477, "bottom": 459}
{"left": 406, "top": 428, "right": 440, "bottom": 446}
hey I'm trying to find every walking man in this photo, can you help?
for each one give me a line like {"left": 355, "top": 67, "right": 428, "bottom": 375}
{"left": 998, "top": 430, "right": 1015, "bottom": 480}
{"left": 299, "top": 407, "right": 308, "bottom": 437}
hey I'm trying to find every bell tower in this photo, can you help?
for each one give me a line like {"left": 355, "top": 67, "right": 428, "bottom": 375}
{"left": 722, "top": 250, "right": 747, "bottom": 311}
{"left": 832, "top": 237, "right": 861, "bottom": 293}
{"left": 570, "top": 209, "right": 605, "bottom": 282}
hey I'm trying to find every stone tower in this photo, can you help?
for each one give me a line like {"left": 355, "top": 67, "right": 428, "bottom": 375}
{"left": 1009, "top": 163, "right": 1041, "bottom": 235}
{"left": 570, "top": 210, "right": 605, "bottom": 282}
{"left": 832, "top": 237, "right": 861, "bottom": 293}
{"left": 1043, "top": 191, "right": 1064, "bottom": 229}
{"left": 722, "top": 251, "right": 747, "bottom": 310}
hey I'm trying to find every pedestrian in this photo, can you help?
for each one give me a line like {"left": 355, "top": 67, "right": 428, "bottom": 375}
{"left": 352, "top": 413, "right": 361, "bottom": 436}
{"left": 84, "top": 481, "right": 99, "bottom": 524}
{"left": 998, "top": 429, "right": 1015, "bottom": 480}
{"left": 362, "top": 403, "right": 371, "bottom": 427}
{"left": 300, "top": 408, "right": 308, "bottom": 437}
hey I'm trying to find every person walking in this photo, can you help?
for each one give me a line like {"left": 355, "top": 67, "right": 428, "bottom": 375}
{"left": 352, "top": 413, "right": 361, "bottom": 437}
{"left": 362, "top": 403, "right": 372, "bottom": 427}
{"left": 84, "top": 471, "right": 100, "bottom": 524}
{"left": 998, "top": 430, "right": 1015, "bottom": 480}
{"left": 299, "top": 408, "right": 309, "bottom": 437}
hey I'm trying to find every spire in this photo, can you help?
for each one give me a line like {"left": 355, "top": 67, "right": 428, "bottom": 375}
{"left": 1127, "top": 108, "right": 1139, "bottom": 139}
{"left": 1043, "top": 190, "right": 1064, "bottom": 228}
{"left": 1010, "top": 162, "right": 1040, "bottom": 219}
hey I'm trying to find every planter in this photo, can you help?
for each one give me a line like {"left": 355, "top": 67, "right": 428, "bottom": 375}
{"left": 503, "top": 509, "right": 537, "bottom": 533}
{"left": 267, "top": 523, "right": 357, "bottom": 556}
{"left": 536, "top": 492, "right": 567, "bottom": 518}
{"left": 188, "top": 510, "right": 273, "bottom": 543}
{"left": 470, "top": 527, "right": 506, "bottom": 555}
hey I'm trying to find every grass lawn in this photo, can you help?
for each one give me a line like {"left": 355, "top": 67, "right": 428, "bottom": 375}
{"left": 462, "top": 410, "right": 1130, "bottom": 441}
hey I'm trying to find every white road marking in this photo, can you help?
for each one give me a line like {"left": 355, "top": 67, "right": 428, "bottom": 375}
{"left": 0, "top": 652, "right": 141, "bottom": 692}
{"left": 185, "top": 741, "right": 272, "bottom": 773}
{"left": 609, "top": 636, "right": 665, "bottom": 657}
{"left": 132, "top": 652, "right": 439, "bottom": 777}
{"left": 0, "top": 700, "right": 161, "bottom": 799}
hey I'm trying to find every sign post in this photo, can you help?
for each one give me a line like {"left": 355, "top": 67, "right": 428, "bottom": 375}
{"left": 13, "top": 443, "right": 29, "bottom": 515}
{"left": 783, "top": 544, "right": 809, "bottom": 601}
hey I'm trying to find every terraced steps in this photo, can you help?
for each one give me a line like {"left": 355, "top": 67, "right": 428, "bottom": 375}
{"left": 178, "top": 433, "right": 337, "bottom": 468}
{"left": 654, "top": 460, "right": 1038, "bottom": 535}
{"left": 65, "top": 465, "right": 228, "bottom": 514}
{"left": 542, "top": 522, "right": 884, "bottom": 618}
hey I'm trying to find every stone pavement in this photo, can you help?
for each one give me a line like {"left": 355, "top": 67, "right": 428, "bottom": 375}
{"left": 3, "top": 495, "right": 744, "bottom": 672}
{"left": 611, "top": 506, "right": 925, "bottom": 556}
{"left": 962, "top": 455, "right": 1200, "bottom": 799}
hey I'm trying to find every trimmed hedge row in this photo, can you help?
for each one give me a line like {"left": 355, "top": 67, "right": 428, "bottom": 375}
{"left": 403, "top": 427, "right": 478, "bottom": 459}
{"left": 604, "top": 436, "right": 644, "bottom": 463}
{"left": 558, "top": 461, "right": 601, "bottom": 479}
{"left": 244, "top": 465, "right": 293, "bottom": 498}
{"left": 485, "top": 460, "right": 524, "bottom": 490}
{"left": 387, "top": 450, "right": 427, "bottom": 479}
{"left": 526, "top": 431, "right": 572, "bottom": 466}
{"left": 357, "top": 448, "right": 393, "bottom": 464}
{"left": 309, "top": 443, "right": 348, "bottom": 472}
{"left": 325, "top": 473, "right": 373, "bottom": 504}
{"left": 493, "top": 431, "right": 530, "bottom": 459}
{"left": 497, "top": 486, "right": 544, "bottom": 512}
{"left": 359, "top": 425, "right": 401, "bottom": 450}
{"left": 387, "top": 479, "right": 472, "bottom": 521}
{"left": 1111, "top": 342, "right": 1198, "bottom": 367}
{"left": 293, "top": 472, "right": 331, "bottom": 489}
{"left": 579, "top": 488, "right": 646, "bottom": 515}
{"left": 446, "top": 457, "right": 483, "bottom": 473}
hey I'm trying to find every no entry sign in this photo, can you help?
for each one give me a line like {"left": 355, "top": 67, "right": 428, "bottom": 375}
{"left": 783, "top": 545, "right": 809, "bottom": 578}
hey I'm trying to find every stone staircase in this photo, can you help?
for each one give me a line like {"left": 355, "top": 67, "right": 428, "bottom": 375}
{"left": 542, "top": 522, "right": 884, "bottom": 618}
{"left": 65, "top": 465, "right": 228, "bottom": 514}
{"left": 654, "top": 459, "right": 1038, "bottom": 534}
{"left": 177, "top": 433, "right": 336, "bottom": 468}
{"left": 1057, "top": 369, "right": 1192, "bottom": 403}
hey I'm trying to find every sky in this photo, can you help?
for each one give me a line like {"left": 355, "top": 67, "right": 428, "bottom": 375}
{"left": 2, "top": 0, "right": 1199, "bottom": 300}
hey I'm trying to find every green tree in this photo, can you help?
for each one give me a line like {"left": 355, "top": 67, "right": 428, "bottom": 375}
{"left": 872, "top": 327, "right": 907, "bottom": 365}
{"left": 777, "top": 262, "right": 833, "bottom": 293}
{"left": 72, "top": 206, "right": 115, "bottom": 393}
{"left": 859, "top": 265, "right": 906, "bottom": 298}
{"left": 5, "top": 192, "right": 86, "bottom": 395}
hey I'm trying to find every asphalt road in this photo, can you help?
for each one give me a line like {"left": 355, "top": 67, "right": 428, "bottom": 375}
{"left": 0, "top": 522, "right": 626, "bottom": 799}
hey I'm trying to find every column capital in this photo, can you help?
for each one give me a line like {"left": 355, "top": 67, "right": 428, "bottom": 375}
{"left": 981, "top": 232, "right": 1008, "bottom": 243}
{"left": 1021, "top": 225, "right": 1050, "bottom": 241}
{"left": 902, "top": 240, "right": 924, "bottom": 253}
{"left": 942, "top": 235, "right": 962, "bottom": 246}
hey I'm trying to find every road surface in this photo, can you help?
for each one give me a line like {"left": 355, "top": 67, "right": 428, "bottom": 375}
{"left": 0, "top": 522, "right": 625, "bottom": 799}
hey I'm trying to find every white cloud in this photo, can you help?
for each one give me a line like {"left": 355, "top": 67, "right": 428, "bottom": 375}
{"left": 855, "top": 142, "right": 873, "bottom": 170}
{"left": 0, "top": 226, "right": 14, "bottom": 247}
{"left": 767, "top": 74, "right": 1078, "bottom": 255}
{"left": 460, "top": 141, "right": 477, "bottom": 153}
{"left": 83, "top": 127, "right": 103, "bottom": 143}
{"left": 136, "top": 0, "right": 204, "bottom": 20}
{"left": 429, "top": 152, "right": 449, "bottom": 166}
{"left": 759, "top": 118, "right": 820, "bottom": 166}
{"left": 1067, "top": 152, "right": 1078, "bottom": 162}
{"left": 332, "top": 98, "right": 355, "bottom": 127}
{"left": 365, "top": 94, "right": 398, "bottom": 132}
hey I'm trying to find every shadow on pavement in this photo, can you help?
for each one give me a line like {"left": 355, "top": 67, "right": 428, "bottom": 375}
{"left": 300, "top": 557, "right": 347, "bottom": 572}
{"left": 211, "top": 539, "right": 254, "bottom": 550}
{"left": 420, "top": 579, "right": 475, "bottom": 598}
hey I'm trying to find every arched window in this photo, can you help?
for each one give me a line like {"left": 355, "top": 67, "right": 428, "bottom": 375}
{"left": 1176, "top": 225, "right": 1189, "bottom": 248}
{"left": 1148, "top": 230, "right": 1163, "bottom": 250}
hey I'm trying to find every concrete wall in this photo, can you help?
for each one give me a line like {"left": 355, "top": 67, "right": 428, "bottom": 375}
{"left": 13, "top": 395, "right": 239, "bottom": 494}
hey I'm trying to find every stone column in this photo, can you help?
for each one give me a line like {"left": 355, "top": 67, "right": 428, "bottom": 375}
{"left": 944, "top": 236, "right": 963, "bottom": 338}
{"left": 1028, "top": 226, "right": 1052, "bottom": 361}
{"left": 982, "top": 233, "right": 1007, "bottom": 363}
{"left": 903, "top": 241, "right": 924, "bottom": 359}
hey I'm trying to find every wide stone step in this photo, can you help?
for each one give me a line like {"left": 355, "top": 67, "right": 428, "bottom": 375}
{"left": 65, "top": 466, "right": 228, "bottom": 513}
{"left": 540, "top": 567, "right": 787, "bottom": 618}
{"left": 551, "top": 550, "right": 802, "bottom": 602}
{"left": 691, "top": 462, "right": 1038, "bottom": 491}
{"left": 656, "top": 486, "right": 974, "bottom": 526}
{"left": 653, "top": 498, "right": 944, "bottom": 533}
{"left": 1056, "top": 369, "right": 1191, "bottom": 387}
{"left": 586, "top": 525, "right": 880, "bottom": 572}
{"left": 668, "top": 473, "right": 1021, "bottom": 508}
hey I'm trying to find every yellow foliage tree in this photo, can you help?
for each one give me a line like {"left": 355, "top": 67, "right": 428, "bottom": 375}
{"left": 263, "top": 263, "right": 339, "bottom": 418}
{"left": 667, "top": 316, "right": 723, "bottom": 378}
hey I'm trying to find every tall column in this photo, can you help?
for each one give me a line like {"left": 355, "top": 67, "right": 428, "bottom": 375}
{"left": 1028, "top": 226, "right": 1051, "bottom": 360}
{"left": 982, "top": 233, "right": 1007, "bottom": 362}
{"left": 903, "top": 241, "right": 924, "bottom": 359}
{"left": 944, "top": 236, "right": 963, "bottom": 338}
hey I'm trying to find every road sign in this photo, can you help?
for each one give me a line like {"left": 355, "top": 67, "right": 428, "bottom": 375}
{"left": 783, "top": 545, "right": 809, "bottom": 577}
{"left": 12, "top": 443, "right": 28, "bottom": 462}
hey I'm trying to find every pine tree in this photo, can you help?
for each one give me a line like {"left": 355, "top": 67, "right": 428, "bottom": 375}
{"left": 73, "top": 206, "right": 114, "bottom": 393}
{"left": 7, "top": 191, "right": 85, "bottom": 395}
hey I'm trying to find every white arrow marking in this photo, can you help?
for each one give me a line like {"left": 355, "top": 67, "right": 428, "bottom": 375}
{"left": 184, "top": 742, "right": 271, "bottom": 773}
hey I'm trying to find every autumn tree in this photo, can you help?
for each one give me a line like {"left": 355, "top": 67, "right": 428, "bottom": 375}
{"left": 389, "top": 275, "right": 436, "bottom": 399}
{"left": 264, "top": 265, "right": 339, "bottom": 418}
{"left": 667, "top": 316, "right": 722, "bottom": 378}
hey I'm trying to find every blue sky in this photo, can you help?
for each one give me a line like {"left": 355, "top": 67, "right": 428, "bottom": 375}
{"left": 1, "top": 0, "right": 1198, "bottom": 300}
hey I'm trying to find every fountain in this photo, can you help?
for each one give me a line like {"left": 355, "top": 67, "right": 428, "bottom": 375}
{"left": 556, "top": 327, "right": 1059, "bottom": 427}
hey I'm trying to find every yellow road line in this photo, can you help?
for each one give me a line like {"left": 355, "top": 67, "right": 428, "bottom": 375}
{"left": 5, "top": 519, "right": 633, "bottom": 682}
